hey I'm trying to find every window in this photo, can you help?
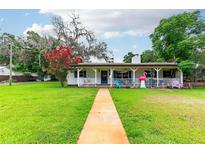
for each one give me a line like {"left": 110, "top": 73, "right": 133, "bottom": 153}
{"left": 114, "top": 71, "right": 121, "bottom": 78}
{"left": 74, "top": 71, "right": 86, "bottom": 78}
{"left": 128, "top": 71, "right": 132, "bottom": 78}
{"left": 114, "top": 71, "right": 131, "bottom": 78}
{"left": 145, "top": 70, "right": 156, "bottom": 78}
{"left": 163, "top": 70, "right": 176, "bottom": 78}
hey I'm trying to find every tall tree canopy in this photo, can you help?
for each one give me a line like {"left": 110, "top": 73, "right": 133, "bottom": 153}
{"left": 0, "top": 33, "right": 22, "bottom": 66}
{"left": 150, "top": 11, "right": 205, "bottom": 63}
{"left": 51, "top": 13, "right": 111, "bottom": 62}
{"left": 0, "top": 13, "right": 111, "bottom": 78}
{"left": 17, "top": 31, "right": 59, "bottom": 76}
{"left": 123, "top": 52, "right": 135, "bottom": 63}
{"left": 0, "top": 31, "right": 60, "bottom": 77}
{"left": 141, "top": 50, "right": 158, "bottom": 63}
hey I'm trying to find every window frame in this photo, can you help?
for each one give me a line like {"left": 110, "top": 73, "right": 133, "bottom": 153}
{"left": 163, "top": 69, "right": 176, "bottom": 78}
{"left": 74, "top": 70, "right": 86, "bottom": 78}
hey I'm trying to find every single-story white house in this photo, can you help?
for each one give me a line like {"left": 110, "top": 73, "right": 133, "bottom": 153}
{"left": 67, "top": 55, "right": 183, "bottom": 88}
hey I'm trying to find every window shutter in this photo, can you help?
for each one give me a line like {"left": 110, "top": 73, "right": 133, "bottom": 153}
{"left": 129, "top": 71, "right": 132, "bottom": 78}
{"left": 74, "top": 71, "right": 77, "bottom": 78}
{"left": 114, "top": 71, "right": 116, "bottom": 78}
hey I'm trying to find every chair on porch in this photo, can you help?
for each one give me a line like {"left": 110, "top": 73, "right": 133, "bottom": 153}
{"left": 114, "top": 79, "right": 122, "bottom": 88}
{"left": 171, "top": 79, "right": 181, "bottom": 88}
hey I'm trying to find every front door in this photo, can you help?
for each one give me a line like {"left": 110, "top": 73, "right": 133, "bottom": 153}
{"left": 101, "top": 71, "right": 108, "bottom": 84}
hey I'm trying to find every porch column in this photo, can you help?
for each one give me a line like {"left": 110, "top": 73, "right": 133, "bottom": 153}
{"left": 92, "top": 68, "right": 97, "bottom": 87}
{"left": 77, "top": 68, "right": 82, "bottom": 87}
{"left": 131, "top": 68, "right": 138, "bottom": 87}
{"left": 154, "top": 68, "right": 161, "bottom": 87}
{"left": 67, "top": 70, "right": 71, "bottom": 85}
{"left": 110, "top": 68, "right": 113, "bottom": 87}
{"left": 178, "top": 68, "right": 183, "bottom": 87}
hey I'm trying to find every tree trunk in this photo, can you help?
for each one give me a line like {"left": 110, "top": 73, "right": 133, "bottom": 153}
{"left": 60, "top": 81, "right": 65, "bottom": 87}
{"left": 38, "top": 53, "right": 41, "bottom": 67}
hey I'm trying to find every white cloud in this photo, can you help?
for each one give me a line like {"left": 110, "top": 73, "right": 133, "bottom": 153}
{"left": 132, "top": 45, "right": 137, "bottom": 50}
{"left": 112, "top": 48, "right": 122, "bottom": 62}
{"left": 103, "top": 30, "right": 151, "bottom": 39}
{"left": 39, "top": 9, "right": 190, "bottom": 38}
{"left": 90, "top": 56, "right": 106, "bottom": 63}
{"left": 90, "top": 48, "right": 121, "bottom": 63}
{"left": 112, "top": 48, "right": 119, "bottom": 53}
{"left": 114, "top": 57, "right": 122, "bottom": 63}
{"left": 103, "top": 31, "right": 122, "bottom": 39}
{"left": 23, "top": 23, "right": 55, "bottom": 37}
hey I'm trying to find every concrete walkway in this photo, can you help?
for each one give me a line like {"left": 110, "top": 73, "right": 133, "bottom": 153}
{"left": 78, "top": 88, "right": 129, "bottom": 144}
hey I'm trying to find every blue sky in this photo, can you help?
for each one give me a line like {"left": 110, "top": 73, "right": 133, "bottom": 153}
{"left": 0, "top": 9, "right": 204, "bottom": 62}
{"left": 0, "top": 10, "right": 50, "bottom": 35}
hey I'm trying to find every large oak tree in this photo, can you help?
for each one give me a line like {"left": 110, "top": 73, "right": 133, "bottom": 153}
{"left": 150, "top": 11, "right": 205, "bottom": 63}
{"left": 51, "top": 13, "right": 111, "bottom": 62}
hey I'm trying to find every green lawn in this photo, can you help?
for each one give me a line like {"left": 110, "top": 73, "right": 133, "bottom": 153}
{"left": 0, "top": 82, "right": 97, "bottom": 144}
{"left": 110, "top": 87, "right": 205, "bottom": 144}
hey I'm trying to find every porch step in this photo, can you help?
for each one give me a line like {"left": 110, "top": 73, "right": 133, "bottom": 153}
{"left": 98, "top": 84, "right": 110, "bottom": 88}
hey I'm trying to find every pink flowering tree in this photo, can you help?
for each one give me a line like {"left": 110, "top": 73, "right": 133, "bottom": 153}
{"left": 45, "top": 46, "right": 82, "bottom": 87}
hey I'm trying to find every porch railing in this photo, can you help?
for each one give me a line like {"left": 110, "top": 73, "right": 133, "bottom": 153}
{"left": 78, "top": 77, "right": 181, "bottom": 88}
{"left": 145, "top": 78, "right": 181, "bottom": 88}
{"left": 78, "top": 78, "right": 96, "bottom": 87}
{"left": 112, "top": 78, "right": 138, "bottom": 88}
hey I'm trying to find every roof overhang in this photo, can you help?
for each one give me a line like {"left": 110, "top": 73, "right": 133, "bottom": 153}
{"left": 71, "top": 63, "right": 179, "bottom": 69}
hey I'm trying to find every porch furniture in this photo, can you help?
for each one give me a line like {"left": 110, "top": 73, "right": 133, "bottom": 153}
{"left": 114, "top": 79, "right": 122, "bottom": 88}
{"left": 171, "top": 79, "right": 181, "bottom": 88}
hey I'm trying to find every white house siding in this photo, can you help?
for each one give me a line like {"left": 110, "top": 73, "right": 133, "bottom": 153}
{"left": 67, "top": 70, "right": 77, "bottom": 85}
{"left": 175, "top": 70, "right": 181, "bottom": 78}
{"left": 67, "top": 69, "right": 106, "bottom": 85}
{"left": 67, "top": 68, "right": 114, "bottom": 85}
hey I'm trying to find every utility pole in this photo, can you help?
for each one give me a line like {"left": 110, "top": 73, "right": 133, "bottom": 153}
{"left": 3, "top": 35, "right": 13, "bottom": 86}
{"left": 9, "top": 43, "right": 12, "bottom": 86}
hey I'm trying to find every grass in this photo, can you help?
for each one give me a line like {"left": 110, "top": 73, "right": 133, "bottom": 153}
{"left": 0, "top": 82, "right": 97, "bottom": 144}
{"left": 110, "top": 87, "right": 205, "bottom": 144}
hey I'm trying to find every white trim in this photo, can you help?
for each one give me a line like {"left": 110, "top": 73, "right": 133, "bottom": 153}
{"left": 110, "top": 68, "right": 114, "bottom": 87}
{"left": 130, "top": 68, "right": 138, "bottom": 86}
{"left": 177, "top": 68, "right": 183, "bottom": 87}
{"left": 92, "top": 68, "right": 97, "bottom": 87}
{"left": 77, "top": 68, "right": 82, "bottom": 87}
{"left": 154, "top": 68, "right": 161, "bottom": 87}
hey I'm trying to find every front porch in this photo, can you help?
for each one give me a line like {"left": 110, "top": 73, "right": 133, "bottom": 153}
{"left": 76, "top": 77, "right": 182, "bottom": 88}
{"left": 67, "top": 64, "right": 183, "bottom": 88}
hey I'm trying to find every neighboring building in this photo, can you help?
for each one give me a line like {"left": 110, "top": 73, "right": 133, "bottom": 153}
{"left": 0, "top": 66, "right": 17, "bottom": 82}
{"left": 0, "top": 66, "right": 41, "bottom": 82}
{"left": 0, "top": 66, "right": 16, "bottom": 76}
{"left": 67, "top": 55, "right": 183, "bottom": 88}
